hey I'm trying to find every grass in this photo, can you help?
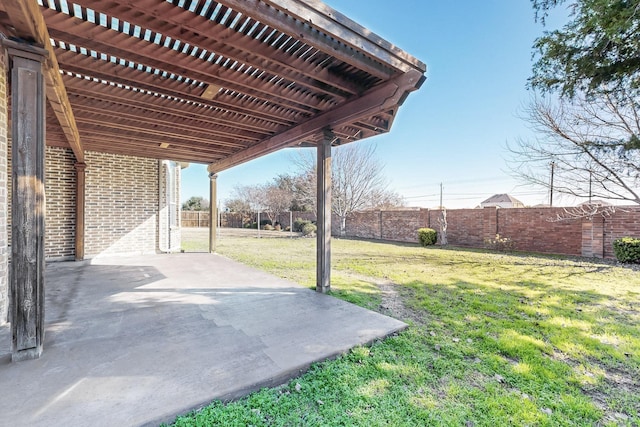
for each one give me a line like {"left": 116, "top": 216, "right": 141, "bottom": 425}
{"left": 172, "top": 229, "right": 640, "bottom": 426}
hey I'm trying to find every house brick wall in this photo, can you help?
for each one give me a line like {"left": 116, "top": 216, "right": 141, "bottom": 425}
{"left": 44, "top": 147, "right": 76, "bottom": 259}
{"left": 0, "top": 49, "right": 8, "bottom": 323}
{"left": 8, "top": 145, "right": 78, "bottom": 260}
{"left": 84, "top": 151, "right": 158, "bottom": 257}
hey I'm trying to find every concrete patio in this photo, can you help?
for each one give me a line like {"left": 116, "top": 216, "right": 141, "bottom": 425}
{"left": 0, "top": 253, "right": 406, "bottom": 427}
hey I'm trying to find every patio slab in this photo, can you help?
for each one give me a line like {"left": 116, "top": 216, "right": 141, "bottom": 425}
{"left": 0, "top": 253, "right": 406, "bottom": 427}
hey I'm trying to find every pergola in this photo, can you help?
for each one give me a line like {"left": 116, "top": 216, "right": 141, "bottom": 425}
{"left": 0, "top": 0, "right": 425, "bottom": 361}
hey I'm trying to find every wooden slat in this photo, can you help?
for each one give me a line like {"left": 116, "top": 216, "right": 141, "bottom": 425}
{"left": 70, "top": 0, "right": 362, "bottom": 98}
{"left": 62, "top": 76, "right": 282, "bottom": 135}
{"left": 2, "top": 0, "right": 84, "bottom": 162}
{"left": 220, "top": 0, "right": 399, "bottom": 79}
{"left": 264, "top": 0, "right": 427, "bottom": 72}
{"left": 42, "top": 11, "right": 329, "bottom": 116}
{"left": 54, "top": 48, "right": 298, "bottom": 127}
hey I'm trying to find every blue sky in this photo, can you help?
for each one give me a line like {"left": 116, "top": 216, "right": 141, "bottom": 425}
{"left": 181, "top": 1, "right": 571, "bottom": 209}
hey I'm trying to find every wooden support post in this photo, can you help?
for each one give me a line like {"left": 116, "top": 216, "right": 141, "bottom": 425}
{"left": 316, "top": 129, "right": 333, "bottom": 293}
{"left": 209, "top": 173, "right": 217, "bottom": 253}
{"left": 3, "top": 39, "right": 48, "bottom": 362}
{"left": 74, "top": 162, "right": 86, "bottom": 261}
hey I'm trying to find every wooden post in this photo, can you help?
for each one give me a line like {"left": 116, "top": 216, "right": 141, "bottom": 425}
{"left": 74, "top": 162, "right": 86, "bottom": 260}
{"left": 208, "top": 173, "right": 217, "bottom": 253}
{"left": 316, "top": 129, "right": 333, "bottom": 293}
{"left": 3, "top": 39, "right": 48, "bottom": 362}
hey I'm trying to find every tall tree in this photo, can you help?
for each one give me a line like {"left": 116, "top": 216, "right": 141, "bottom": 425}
{"left": 293, "top": 143, "right": 403, "bottom": 236}
{"left": 182, "top": 196, "right": 209, "bottom": 211}
{"left": 509, "top": 91, "right": 640, "bottom": 204}
{"left": 530, "top": 0, "right": 640, "bottom": 97}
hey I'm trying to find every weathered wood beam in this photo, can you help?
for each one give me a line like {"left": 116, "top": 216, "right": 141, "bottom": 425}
{"left": 3, "top": 0, "right": 84, "bottom": 163}
{"left": 3, "top": 39, "right": 47, "bottom": 361}
{"left": 207, "top": 69, "right": 424, "bottom": 174}
{"left": 316, "top": 129, "right": 332, "bottom": 293}
{"left": 74, "top": 162, "right": 86, "bottom": 261}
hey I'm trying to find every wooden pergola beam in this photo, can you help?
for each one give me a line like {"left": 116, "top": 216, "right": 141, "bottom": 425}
{"left": 3, "top": 0, "right": 84, "bottom": 163}
{"left": 207, "top": 69, "right": 424, "bottom": 174}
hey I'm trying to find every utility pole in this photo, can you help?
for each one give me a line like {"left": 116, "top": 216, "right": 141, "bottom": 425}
{"left": 440, "top": 182, "right": 443, "bottom": 210}
{"left": 589, "top": 170, "right": 592, "bottom": 203}
{"left": 549, "top": 161, "right": 555, "bottom": 207}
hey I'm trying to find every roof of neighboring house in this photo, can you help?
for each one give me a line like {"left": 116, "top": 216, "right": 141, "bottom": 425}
{"left": 0, "top": 0, "right": 426, "bottom": 171}
{"left": 480, "top": 194, "right": 525, "bottom": 206}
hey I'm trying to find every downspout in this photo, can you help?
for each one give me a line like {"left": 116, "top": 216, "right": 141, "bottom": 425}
{"left": 158, "top": 160, "right": 170, "bottom": 253}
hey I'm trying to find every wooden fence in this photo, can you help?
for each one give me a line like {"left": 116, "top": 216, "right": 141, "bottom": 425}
{"left": 181, "top": 211, "right": 210, "bottom": 227}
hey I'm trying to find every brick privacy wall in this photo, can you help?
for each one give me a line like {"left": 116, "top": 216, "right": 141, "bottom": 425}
{"left": 7, "top": 144, "right": 77, "bottom": 260}
{"left": 603, "top": 207, "right": 640, "bottom": 258}
{"left": 428, "top": 209, "right": 485, "bottom": 247}
{"left": 339, "top": 207, "right": 639, "bottom": 258}
{"left": 85, "top": 151, "right": 158, "bottom": 256}
{"left": 496, "top": 208, "right": 582, "bottom": 255}
{"left": 0, "top": 49, "right": 7, "bottom": 323}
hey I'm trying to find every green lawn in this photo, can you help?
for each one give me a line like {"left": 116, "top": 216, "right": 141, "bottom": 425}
{"left": 173, "top": 231, "right": 640, "bottom": 426}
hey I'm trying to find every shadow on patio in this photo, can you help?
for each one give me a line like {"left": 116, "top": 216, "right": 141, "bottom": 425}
{"left": 0, "top": 253, "right": 406, "bottom": 427}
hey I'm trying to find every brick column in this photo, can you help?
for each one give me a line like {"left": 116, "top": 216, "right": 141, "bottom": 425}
{"left": 0, "top": 45, "right": 8, "bottom": 324}
{"left": 582, "top": 216, "right": 604, "bottom": 258}
{"left": 483, "top": 207, "right": 499, "bottom": 240}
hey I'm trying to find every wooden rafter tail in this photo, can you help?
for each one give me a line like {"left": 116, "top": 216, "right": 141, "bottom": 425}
{"left": 3, "top": 0, "right": 84, "bottom": 163}
{"left": 207, "top": 68, "right": 424, "bottom": 174}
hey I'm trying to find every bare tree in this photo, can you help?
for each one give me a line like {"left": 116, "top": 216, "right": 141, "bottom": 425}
{"left": 509, "top": 90, "right": 640, "bottom": 205}
{"left": 292, "top": 143, "right": 402, "bottom": 236}
{"left": 262, "top": 183, "right": 293, "bottom": 225}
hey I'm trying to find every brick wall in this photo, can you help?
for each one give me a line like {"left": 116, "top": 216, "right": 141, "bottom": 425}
{"left": 84, "top": 151, "right": 159, "bottom": 257}
{"left": 0, "top": 49, "right": 7, "bottom": 323}
{"left": 334, "top": 206, "right": 640, "bottom": 259}
{"left": 44, "top": 147, "right": 76, "bottom": 259}
{"left": 603, "top": 208, "right": 640, "bottom": 258}
{"left": 8, "top": 145, "right": 78, "bottom": 260}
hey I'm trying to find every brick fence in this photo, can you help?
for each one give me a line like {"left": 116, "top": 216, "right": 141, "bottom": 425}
{"left": 340, "top": 206, "right": 640, "bottom": 258}
{"left": 206, "top": 207, "right": 640, "bottom": 259}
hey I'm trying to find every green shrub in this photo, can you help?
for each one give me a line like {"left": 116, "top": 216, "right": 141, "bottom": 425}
{"left": 613, "top": 237, "right": 640, "bottom": 263}
{"left": 301, "top": 223, "right": 317, "bottom": 236}
{"left": 484, "top": 234, "right": 515, "bottom": 252}
{"left": 293, "top": 218, "right": 312, "bottom": 232}
{"left": 417, "top": 228, "right": 437, "bottom": 246}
